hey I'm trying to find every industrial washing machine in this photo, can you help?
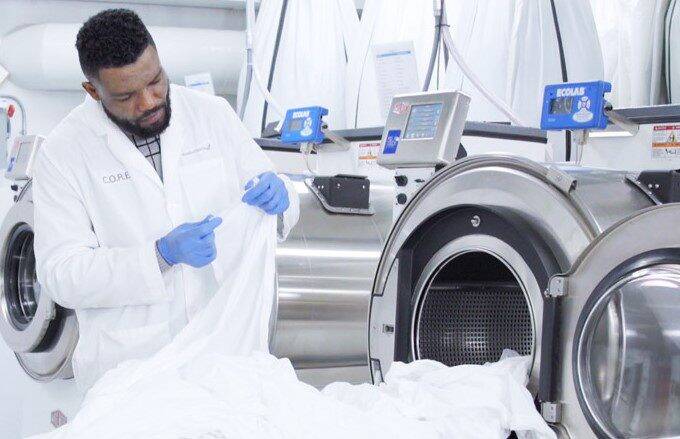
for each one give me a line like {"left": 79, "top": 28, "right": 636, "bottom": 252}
{"left": 0, "top": 135, "right": 81, "bottom": 437}
{"left": 266, "top": 96, "right": 550, "bottom": 386}
{"left": 368, "top": 90, "right": 680, "bottom": 438}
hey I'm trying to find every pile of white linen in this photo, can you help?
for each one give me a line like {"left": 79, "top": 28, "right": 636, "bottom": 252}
{"left": 30, "top": 204, "right": 555, "bottom": 439}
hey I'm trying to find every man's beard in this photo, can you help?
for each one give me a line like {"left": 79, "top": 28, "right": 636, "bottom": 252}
{"left": 103, "top": 88, "right": 172, "bottom": 138}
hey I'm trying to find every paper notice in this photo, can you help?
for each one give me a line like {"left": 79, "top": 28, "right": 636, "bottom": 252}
{"left": 357, "top": 141, "right": 381, "bottom": 169}
{"left": 372, "top": 41, "right": 420, "bottom": 121}
{"left": 652, "top": 124, "right": 680, "bottom": 159}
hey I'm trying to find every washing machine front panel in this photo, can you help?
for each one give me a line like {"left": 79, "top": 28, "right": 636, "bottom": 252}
{"left": 558, "top": 204, "right": 680, "bottom": 438}
{"left": 0, "top": 183, "right": 77, "bottom": 381}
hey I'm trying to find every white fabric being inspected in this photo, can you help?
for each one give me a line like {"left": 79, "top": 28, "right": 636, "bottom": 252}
{"left": 29, "top": 203, "right": 555, "bottom": 439}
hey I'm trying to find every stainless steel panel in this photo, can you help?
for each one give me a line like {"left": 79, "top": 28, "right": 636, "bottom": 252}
{"left": 557, "top": 166, "right": 653, "bottom": 233}
{"left": 272, "top": 177, "right": 394, "bottom": 370}
{"left": 377, "top": 91, "right": 470, "bottom": 169}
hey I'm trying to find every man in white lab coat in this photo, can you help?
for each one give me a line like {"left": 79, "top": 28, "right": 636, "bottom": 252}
{"left": 33, "top": 9, "right": 299, "bottom": 391}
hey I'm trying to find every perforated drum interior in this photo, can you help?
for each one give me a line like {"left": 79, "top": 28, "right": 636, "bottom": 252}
{"left": 415, "top": 251, "right": 533, "bottom": 366}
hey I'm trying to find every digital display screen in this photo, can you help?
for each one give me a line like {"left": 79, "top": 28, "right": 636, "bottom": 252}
{"left": 549, "top": 97, "right": 573, "bottom": 115}
{"left": 289, "top": 118, "right": 304, "bottom": 132}
{"left": 404, "top": 103, "right": 444, "bottom": 140}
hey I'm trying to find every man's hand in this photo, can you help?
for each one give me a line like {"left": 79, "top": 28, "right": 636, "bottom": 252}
{"left": 242, "top": 172, "right": 290, "bottom": 215}
{"left": 157, "top": 215, "right": 223, "bottom": 268}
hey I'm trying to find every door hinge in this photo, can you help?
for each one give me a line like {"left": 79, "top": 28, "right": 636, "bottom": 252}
{"left": 541, "top": 401, "right": 563, "bottom": 423}
{"left": 546, "top": 276, "right": 567, "bottom": 298}
{"left": 546, "top": 167, "right": 577, "bottom": 194}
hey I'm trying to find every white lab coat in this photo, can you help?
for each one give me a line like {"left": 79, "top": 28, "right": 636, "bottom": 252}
{"left": 33, "top": 84, "right": 299, "bottom": 392}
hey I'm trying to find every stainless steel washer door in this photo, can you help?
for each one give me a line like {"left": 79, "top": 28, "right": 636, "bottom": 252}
{"left": 0, "top": 183, "right": 77, "bottom": 381}
{"left": 576, "top": 264, "right": 680, "bottom": 437}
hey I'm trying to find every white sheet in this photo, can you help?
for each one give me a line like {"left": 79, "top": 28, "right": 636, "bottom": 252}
{"left": 590, "top": 0, "right": 670, "bottom": 106}
{"left": 443, "top": 0, "right": 603, "bottom": 127}
{"left": 29, "top": 204, "right": 555, "bottom": 439}
{"left": 237, "top": 0, "right": 359, "bottom": 135}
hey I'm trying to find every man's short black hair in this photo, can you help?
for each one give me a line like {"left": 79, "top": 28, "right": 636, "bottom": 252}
{"left": 76, "top": 8, "right": 156, "bottom": 79}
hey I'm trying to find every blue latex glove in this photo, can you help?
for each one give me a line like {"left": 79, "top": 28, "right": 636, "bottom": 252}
{"left": 242, "top": 172, "right": 290, "bottom": 215}
{"left": 157, "top": 215, "right": 223, "bottom": 268}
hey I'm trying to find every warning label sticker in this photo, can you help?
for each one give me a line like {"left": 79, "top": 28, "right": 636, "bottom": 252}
{"left": 358, "top": 142, "right": 381, "bottom": 168}
{"left": 652, "top": 125, "right": 680, "bottom": 159}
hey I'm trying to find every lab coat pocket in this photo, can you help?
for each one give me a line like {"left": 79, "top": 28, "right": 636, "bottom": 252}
{"left": 96, "top": 321, "right": 172, "bottom": 375}
{"left": 179, "top": 158, "right": 234, "bottom": 218}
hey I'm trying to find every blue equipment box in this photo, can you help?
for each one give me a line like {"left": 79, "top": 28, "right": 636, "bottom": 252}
{"left": 540, "top": 81, "right": 611, "bottom": 131}
{"left": 280, "top": 106, "right": 328, "bottom": 145}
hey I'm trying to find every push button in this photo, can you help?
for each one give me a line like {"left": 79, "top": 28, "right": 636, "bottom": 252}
{"left": 395, "top": 175, "right": 408, "bottom": 187}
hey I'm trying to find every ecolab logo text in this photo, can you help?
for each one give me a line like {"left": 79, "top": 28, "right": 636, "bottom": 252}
{"left": 556, "top": 87, "right": 586, "bottom": 97}
{"left": 292, "top": 110, "right": 310, "bottom": 118}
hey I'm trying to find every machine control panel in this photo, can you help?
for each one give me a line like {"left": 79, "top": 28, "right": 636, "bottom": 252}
{"left": 6, "top": 134, "right": 45, "bottom": 181}
{"left": 377, "top": 91, "right": 470, "bottom": 169}
{"left": 280, "top": 106, "right": 328, "bottom": 145}
{"left": 540, "top": 81, "right": 611, "bottom": 131}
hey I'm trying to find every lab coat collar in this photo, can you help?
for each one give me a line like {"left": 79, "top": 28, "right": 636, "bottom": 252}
{"left": 82, "top": 86, "right": 185, "bottom": 192}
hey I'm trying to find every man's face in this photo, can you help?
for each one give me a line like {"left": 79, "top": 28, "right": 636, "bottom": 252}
{"left": 83, "top": 45, "right": 171, "bottom": 138}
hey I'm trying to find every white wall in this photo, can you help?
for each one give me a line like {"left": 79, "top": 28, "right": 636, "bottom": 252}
{"left": 0, "top": 0, "right": 248, "bottom": 136}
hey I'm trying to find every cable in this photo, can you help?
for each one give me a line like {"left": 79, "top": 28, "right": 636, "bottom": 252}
{"left": 422, "top": 0, "right": 444, "bottom": 91}
{"left": 441, "top": 24, "right": 528, "bottom": 126}
{"left": 260, "top": 0, "right": 289, "bottom": 134}
{"left": 238, "top": 45, "right": 253, "bottom": 119}
{"left": 548, "top": 0, "right": 571, "bottom": 161}
{"left": 666, "top": 0, "right": 678, "bottom": 102}
{"left": 0, "top": 95, "right": 27, "bottom": 135}
{"left": 242, "top": 0, "right": 285, "bottom": 130}
{"left": 238, "top": 22, "right": 254, "bottom": 120}
{"left": 303, "top": 150, "right": 316, "bottom": 175}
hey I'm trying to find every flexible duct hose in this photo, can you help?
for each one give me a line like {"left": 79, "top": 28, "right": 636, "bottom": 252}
{"left": 241, "top": 0, "right": 285, "bottom": 122}
{"left": 440, "top": 6, "right": 527, "bottom": 127}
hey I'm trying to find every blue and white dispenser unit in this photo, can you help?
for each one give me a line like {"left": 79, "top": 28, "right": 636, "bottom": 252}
{"left": 540, "top": 81, "right": 639, "bottom": 162}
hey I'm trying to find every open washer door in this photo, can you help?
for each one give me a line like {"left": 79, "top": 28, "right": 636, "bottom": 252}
{"left": 556, "top": 203, "right": 680, "bottom": 438}
{"left": 0, "top": 183, "right": 77, "bottom": 381}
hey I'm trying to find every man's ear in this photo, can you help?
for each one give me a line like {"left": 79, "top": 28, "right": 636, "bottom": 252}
{"left": 82, "top": 81, "right": 100, "bottom": 101}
